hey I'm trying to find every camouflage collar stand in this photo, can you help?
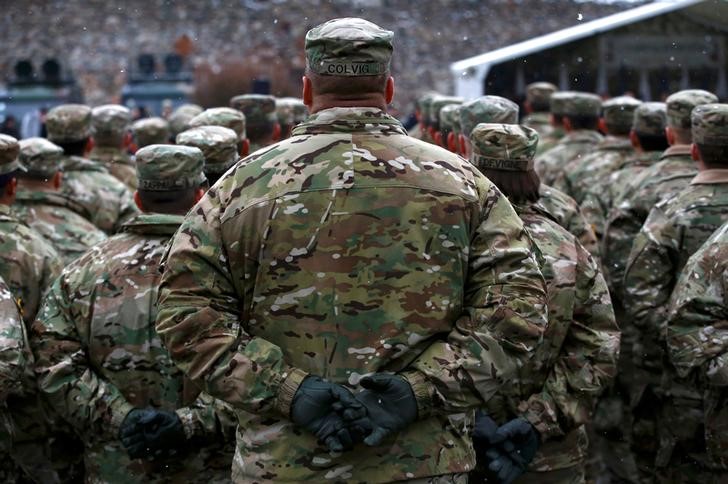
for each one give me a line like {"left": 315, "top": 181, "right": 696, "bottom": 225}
{"left": 0, "top": 204, "right": 21, "bottom": 224}
{"left": 59, "top": 155, "right": 108, "bottom": 174}
{"left": 291, "top": 107, "right": 406, "bottom": 136}
{"left": 121, "top": 213, "right": 185, "bottom": 235}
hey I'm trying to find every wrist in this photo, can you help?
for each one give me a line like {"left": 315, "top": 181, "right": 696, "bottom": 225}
{"left": 518, "top": 396, "right": 560, "bottom": 441}
{"left": 111, "top": 401, "right": 137, "bottom": 437}
{"left": 274, "top": 367, "right": 309, "bottom": 419}
{"left": 400, "top": 370, "right": 435, "bottom": 419}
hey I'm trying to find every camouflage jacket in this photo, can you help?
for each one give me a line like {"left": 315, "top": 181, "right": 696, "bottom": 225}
{"left": 0, "top": 204, "right": 62, "bottom": 325}
{"left": 88, "top": 146, "right": 138, "bottom": 190}
{"left": 536, "top": 184, "right": 600, "bottom": 260}
{"left": 488, "top": 202, "right": 619, "bottom": 472}
{"left": 624, "top": 169, "right": 728, "bottom": 373}
{"left": 535, "top": 130, "right": 603, "bottom": 186}
{"left": 30, "top": 213, "right": 234, "bottom": 483}
{"left": 155, "top": 107, "right": 548, "bottom": 483}
{"left": 523, "top": 113, "right": 563, "bottom": 156}
{"left": 666, "top": 221, "right": 728, "bottom": 470}
{"left": 0, "top": 279, "right": 26, "bottom": 402}
{"left": 58, "top": 155, "right": 139, "bottom": 234}
{"left": 14, "top": 188, "right": 107, "bottom": 265}
{"left": 552, "top": 136, "right": 634, "bottom": 204}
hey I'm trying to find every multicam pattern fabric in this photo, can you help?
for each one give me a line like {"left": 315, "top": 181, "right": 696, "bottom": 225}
{"left": 135, "top": 144, "right": 206, "bottom": 191}
{"left": 91, "top": 104, "right": 131, "bottom": 145}
{"left": 58, "top": 155, "right": 139, "bottom": 234}
{"left": 550, "top": 91, "right": 601, "bottom": 117}
{"left": 229, "top": 94, "right": 277, "bottom": 127}
{"left": 88, "top": 146, "right": 138, "bottom": 190}
{"left": 469, "top": 123, "right": 538, "bottom": 171}
{"left": 156, "top": 107, "right": 548, "bottom": 482}
{"left": 526, "top": 82, "right": 557, "bottom": 110}
{"left": 693, "top": 103, "right": 728, "bottom": 145}
{"left": 46, "top": 104, "right": 92, "bottom": 143}
{"left": 190, "top": 107, "right": 247, "bottom": 141}
{"left": 602, "top": 96, "right": 642, "bottom": 132}
{"left": 169, "top": 104, "right": 204, "bottom": 138}
{"left": 14, "top": 189, "right": 108, "bottom": 265}
{"left": 132, "top": 117, "right": 170, "bottom": 148}
{"left": 30, "top": 213, "right": 235, "bottom": 483}
{"left": 0, "top": 135, "right": 22, "bottom": 175}
{"left": 535, "top": 129, "right": 603, "bottom": 187}
{"left": 666, "top": 89, "right": 719, "bottom": 130}
{"left": 536, "top": 184, "right": 600, "bottom": 259}
{"left": 458, "top": 96, "right": 519, "bottom": 138}
{"left": 522, "top": 112, "right": 556, "bottom": 148}
{"left": 0, "top": 278, "right": 26, "bottom": 402}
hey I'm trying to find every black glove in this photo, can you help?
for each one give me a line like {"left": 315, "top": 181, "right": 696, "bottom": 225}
{"left": 352, "top": 374, "right": 418, "bottom": 447}
{"left": 119, "top": 408, "right": 154, "bottom": 459}
{"left": 486, "top": 418, "right": 540, "bottom": 483}
{"left": 472, "top": 410, "right": 499, "bottom": 465}
{"left": 291, "top": 376, "right": 371, "bottom": 452}
{"left": 138, "top": 409, "right": 187, "bottom": 459}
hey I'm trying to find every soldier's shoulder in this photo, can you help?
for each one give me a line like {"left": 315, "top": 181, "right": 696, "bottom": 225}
{"left": 537, "top": 185, "right": 579, "bottom": 215}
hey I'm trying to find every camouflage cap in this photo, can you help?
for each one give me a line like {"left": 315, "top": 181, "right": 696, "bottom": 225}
{"left": 632, "top": 102, "right": 667, "bottom": 136}
{"left": 135, "top": 144, "right": 206, "bottom": 191}
{"left": 692, "top": 103, "right": 728, "bottom": 145}
{"left": 602, "top": 96, "right": 642, "bottom": 131}
{"left": 91, "top": 104, "right": 131, "bottom": 144}
{"left": 416, "top": 91, "right": 439, "bottom": 113}
{"left": 469, "top": 123, "right": 539, "bottom": 172}
{"left": 132, "top": 117, "right": 170, "bottom": 148}
{"left": 279, "top": 97, "right": 308, "bottom": 123}
{"left": 229, "top": 94, "right": 277, "bottom": 127}
{"left": 46, "top": 104, "right": 92, "bottom": 143}
{"left": 275, "top": 98, "right": 296, "bottom": 127}
{"left": 189, "top": 107, "right": 247, "bottom": 140}
{"left": 0, "top": 135, "right": 23, "bottom": 176}
{"left": 18, "top": 137, "right": 63, "bottom": 177}
{"left": 459, "top": 96, "right": 519, "bottom": 137}
{"left": 439, "top": 104, "right": 462, "bottom": 134}
{"left": 169, "top": 104, "right": 204, "bottom": 137}
{"left": 526, "top": 82, "right": 557, "bottom": 107}
{"left": 176, "top": 126, "right": 239, "bottom": 176}
{"left": 429, "top": 96, "right": 463, "bottom": 125}
{"left": 305, "top": 18, "right": 393, "bottom": 77}
{"left": 666, "top": 89, "right": 719, "bottom": 129}
{"left": 550, "top": 91, "right": 601, "bottom": 117}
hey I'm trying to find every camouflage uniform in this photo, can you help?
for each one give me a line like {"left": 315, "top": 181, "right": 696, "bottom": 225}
{"left": 132, "top": 117, "right": 170, "bottom": 148}
{"left": 522, "top": 82, "right": 561, "bottom": 155}
{"left": 275, "top": 97, "right": 307, "bottom": 138}
{"left": 15, "top": 137, "right": 107, "bottom": 265}
{"left": 624, "top": 104, "right": 728, "bottom": 480}
{"left": 46, "top": 104, "right": 139, "bottom": 234}
{"left": 176, "top": 126, "right": 239, "bottom": 184}
{"left": 666, "top": 221, "right": 728, "bottom": 481}
{"left": 168, "top": 104, "right": 204, "bottom": 139}
{"left": 553, "top": 96, "right": 640, "bottom": 203}
{"left": 438, "top": 103, "right": 461, "bottom": 152}
{"left": 468, "top": 124, "right": 619, "bottom": 483}
{"left": 413, "top": 92, "right": 439, "bottom": 143}
{"left": 535, "top": 92, "right": 603, "bottom": 186}
{"left": 156, "top": 18, "right": 548, "bottom": 483}
{"left": 458, "top": 95, "right": 519, "bottom": 138}
{"left": 89, "top": 104, "right": 137, "bottom": 189}
{"left": 189, "top": 107, "right": 248, "bottom": 145}
{"left": 30, "top": 145, "right": 235, "bottom": 483}
{"left": 428, "top": 96, "right": 462, "bottom": 145}
{"left": 229, "top": 94, "right": 278, "bottom": 152}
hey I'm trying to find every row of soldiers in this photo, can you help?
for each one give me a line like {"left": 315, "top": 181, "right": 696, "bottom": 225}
{"left": 411, "top": 84, "right": 728, "bottom": 483}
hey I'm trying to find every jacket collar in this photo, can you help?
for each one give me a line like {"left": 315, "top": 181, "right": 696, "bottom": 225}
{"left": 661, "top": 144, "right": 692, "bottom": 160}
{"left": 121, "top": 213, "right": 184, "bottom": 236}
{"left": 291, "top": 107, "right": 407, "bottom": 137}
{"left": 691, "top": 169, "right": 728, "bottom": 185}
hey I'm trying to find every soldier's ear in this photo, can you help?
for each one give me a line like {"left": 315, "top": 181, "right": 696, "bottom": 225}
{"left": 665, "top": 126, "right": 676, "bottom": 146}
{"left": 447, "top": 132, "right": 457, "bottom": 153}
{"left": 385, "top": 76, "right": 395, "bottom": 105}
{"left": 302, "top": 76, "right": 313, "bottom": 108}
{"left": 598, "top": 118, "right": 608, "bottom": 135}
{"left": 4, "top": 178, "right": 17, "bottom": 199}
{"left": 240, "top": 139, "right": 250, "bottom": 157}
{"left": 458, "top": 133, "right": 467, "bottom": 157}
{"left": 272, "top": 123, "right": 281, "bottom": 142}
{"left": 563, "top": 117, "right": 573, "bottom": 132}
{"left": 629, "top": 130, "right": 640, "bottom": 150}
{"left": 133, "top": 191, "right": 144, "bottom": 212}
{"left": 52, "top": 171, "right": 62, "bottom": 189}
{"left": 691, "top": 143, "right": 701, "bottom": 162}
{"left": 193, "top": 188, "right": 205, "bottom": 203}
{"left": 85, "top": 137, "right": 94, "bottom": 155}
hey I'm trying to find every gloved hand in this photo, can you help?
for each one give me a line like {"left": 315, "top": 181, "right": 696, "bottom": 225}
{"left": 351, "top": 374, "right": 418, "bottom": 447}
{"left": 485, "top": 418, "right": 540, "bottom": 483}
{"left": 472, "top": 410, "right": 500, "bottom": 466}
{"left": 119, "top": 408, "right": 155, "bottom": 459}
{"left": 291, "top": 376, "right": 371, "bottom": 452}
{"left": 137, "top": 409, "right": 187, "bottom": 459}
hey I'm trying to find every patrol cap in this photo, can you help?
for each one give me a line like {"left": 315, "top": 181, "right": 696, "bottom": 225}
{"left": 439, "top": 104, "right": 461, "bottom": 134}
{"left": 189, "top": 107, "right": 247, "bottom": 140}
{"left": 469, "top": 124, "right": 539, "bottom": 172}
{"left": 459, "top": 96, "right": 519, "bottom": 138}
{"left": 0, "top": 135, "right": 24, "bottom": 176}
{"left": 176, "top": 126, "right": 239, "bottom": 176}
{"left": 229, "top": 94, "right": 277, "bottom": 127}
{"left": 18, "top": 138, "right": 63, "bottom": 177}
{"left": 429, "top": 96, "right": 463, "bottom": 125}
{"left": 91, "top": 104, "right": 131, "bottom": 144}
{"left": 666, "top": 89, "right": 719, "bottom": 129}
{"left": 305, "top": 18, "right": 393, "bottom": 77}
{"left": 551, "top": 91, "right": 601, "bottom": 118}
{"left": 632, "top": 102, "right": 667, "bottom": 136}
{"left": 132, "top": 117, "right": 170, "bottom": 148}
{"left": 526, "top": 82, "right": 557, "bottom": 109}
{"left": 416, "top": 91, "right": 439, "bottom": 113}
{"left": 692, "top": 103, "right": 728, "bottom": 145}
{"left": 602, "top": 96, "right": 642, "bottom": 131}
{"left": 279, "top": 97, "right": 308, "bottom": 123}
{"left": 275, "top": 98, "right": 296, "bottom": 127}
{"left": 135, "top": 144, "right": 206, "bottom": 191}
{"left": 46, "top": 104, "right": 92, "bottom": 143}
{"left": 169, "top": 104, "right": 204, "bottom": 137}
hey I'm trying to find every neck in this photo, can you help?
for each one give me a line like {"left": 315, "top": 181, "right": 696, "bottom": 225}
{"left": 18, "top": 179, "right": 56, "bottom": 192}
{"left": 310, "top": 93, "right": 387, "bottom": 114}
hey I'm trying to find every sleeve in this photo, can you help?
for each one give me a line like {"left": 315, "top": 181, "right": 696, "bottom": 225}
{"left": 176, "top": 392, "right": 239, "bottom": 444}
{"left": 0, "top": 296, "right": 28, "bottom": 402}
{"left": 155, "top": 192, "right": 302, "bottom": 418}
{"left": 580, "top": 189, "right": 610, "bottom": 241}
{"left": 113, "top": 187, "right": 140, "bottom": 234}
{"left": 602, "top": 198, "right": 648, "bottom": 299}
{"left": 519, "top": 242, "right": 620, "bottom": 439}
{"left": 403, "top": 183, "right": 549, "bottom": 417}
{"left": 29, "top": 273, "right": 135, "bottom": 442}
{"left": 565, "top": 207, "right": 601, "bottom": 261}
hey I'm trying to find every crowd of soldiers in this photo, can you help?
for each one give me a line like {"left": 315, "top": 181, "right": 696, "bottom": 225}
{"left": 0, "top": 15, "right": 726, "bottom": 484}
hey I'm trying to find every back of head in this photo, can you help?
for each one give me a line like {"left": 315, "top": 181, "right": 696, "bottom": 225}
{"left": 439, "top": 104, "right": 461, "bottom": 138}
{"left": 429, "top": 96, "right": 463, "bottom": 132}
{"left": 168, "top": 104, "right": 204, "bottom": 139}
{"left": 554, "top": 91, "right": 602, "bottom": 130}
{"left": 0, "top": 134, "right": 22, "bottom": 191}
{"left": 602, "top": 96, "right": 642, "bottom": 136}
{"left": 189, "top": 107, "right": 247, "bottom": 141}
{"left": 18, "top": 137, "right": 63, "bottom": 180}
{"left": 46, "top": 104, "right": 92, "bottom": 150}
{"left": 91, "top": 104, "right": 131, "bottom": 147}
{"left": 176, "top": 126, "right": 239, "bottom": 185}
{"left": 229, "top": 94, "right": 278, "bottom": 144}
{"left": 666, "top": 89, "right": 719, "bottom": 142}
{"left": 692, "top": 103, "right": 728, "bottom": 167}
{"left": 417, "top": 92, "right": 440, "bottom": 126}
{"left": 459, "top": 96, "right": 519, "bottom": 138}
{"left": 132, "top": 117, "right": 170, "bottom": 148}
{"left": 469, "top": 123, "right": 541, "bottom": 204}
{"left": 135, "top": 144, "right": 206, "bottom": 214}
{"left": 632, "top": 102, "right": 668, "bottom": 151}
{"left": 526, "top": 82, "right": 557, "bottom": 113}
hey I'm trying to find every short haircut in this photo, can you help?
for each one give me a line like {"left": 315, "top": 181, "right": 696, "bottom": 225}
{"left": 636, "top": 133, "right": 669, "bottom": 152}
{"left": 566, "top": 115, "right": 599, "bottom": 131}
{"left": 696, "top": 143, "right": 728, "bottom": 167}
{"left": 137, "top": 182, "right": 207, "bottom": 214}
{"left": 605, "top": 121, "right": 632, "bottom": 137}
{"left": 56, "top": 138, "right": 89, "bottom": 157}
{"left": 306, "top": 68, "right": 388, "bottom": 99}
{"left": 481, "top": 169, "right": 541, "bottom": 204}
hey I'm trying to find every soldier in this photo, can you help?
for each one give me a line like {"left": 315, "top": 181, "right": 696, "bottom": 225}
{"left": 132, "top": 117, "right": 170, "bottom": 149}
{"left": 522, "top": 81, "right": 560, "bottom": 154}
{"left": 14, "top": 137, "right": 107, "bottom": 264}
{"left": 467, "top": 123, "right": 619, "bottom": 484}
{"left": 45, "top": 104, "right": 139, "bottom": 233}
{"left": 623, "top": 104, "right": 728, "bottom": 480}
{"left": 229, "top": 94, "right": 280, "bottom": 151}
{"left": 428, "top": 96, "right": 462, "bottom": 147}
{"left": 535, "top": 91, "right": 603, "bottom": 186}
{"left": 168, "top": 103, "right": 204, "bottom": 141}
{"left": 666, "top": 221, "right": 728, "bottom": 481}
{"left": 156, "top": 18, "right": 548, "bottom": 482}
{"left": 30, "top": 144, "right": 236, "bottom": 483}
{"left": 275, "top": 97, "right": 307, "bottom": 139}
{"left": 89, "top": 104, "right": 137, "bottom": 189}
{"left": 411, "top": 91, "right": 439, "bottom": 143}
{"left": 177, "top": 126, "right": 240, "bottom": 186}
{"left": 189, "top": 107, "right": 250, "bottom": 158}
{"left": 553, "top": 95, "right": 640, "bottom": 203}
{"left": 438, "top": 103, "right": 461, "bottom": 153}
